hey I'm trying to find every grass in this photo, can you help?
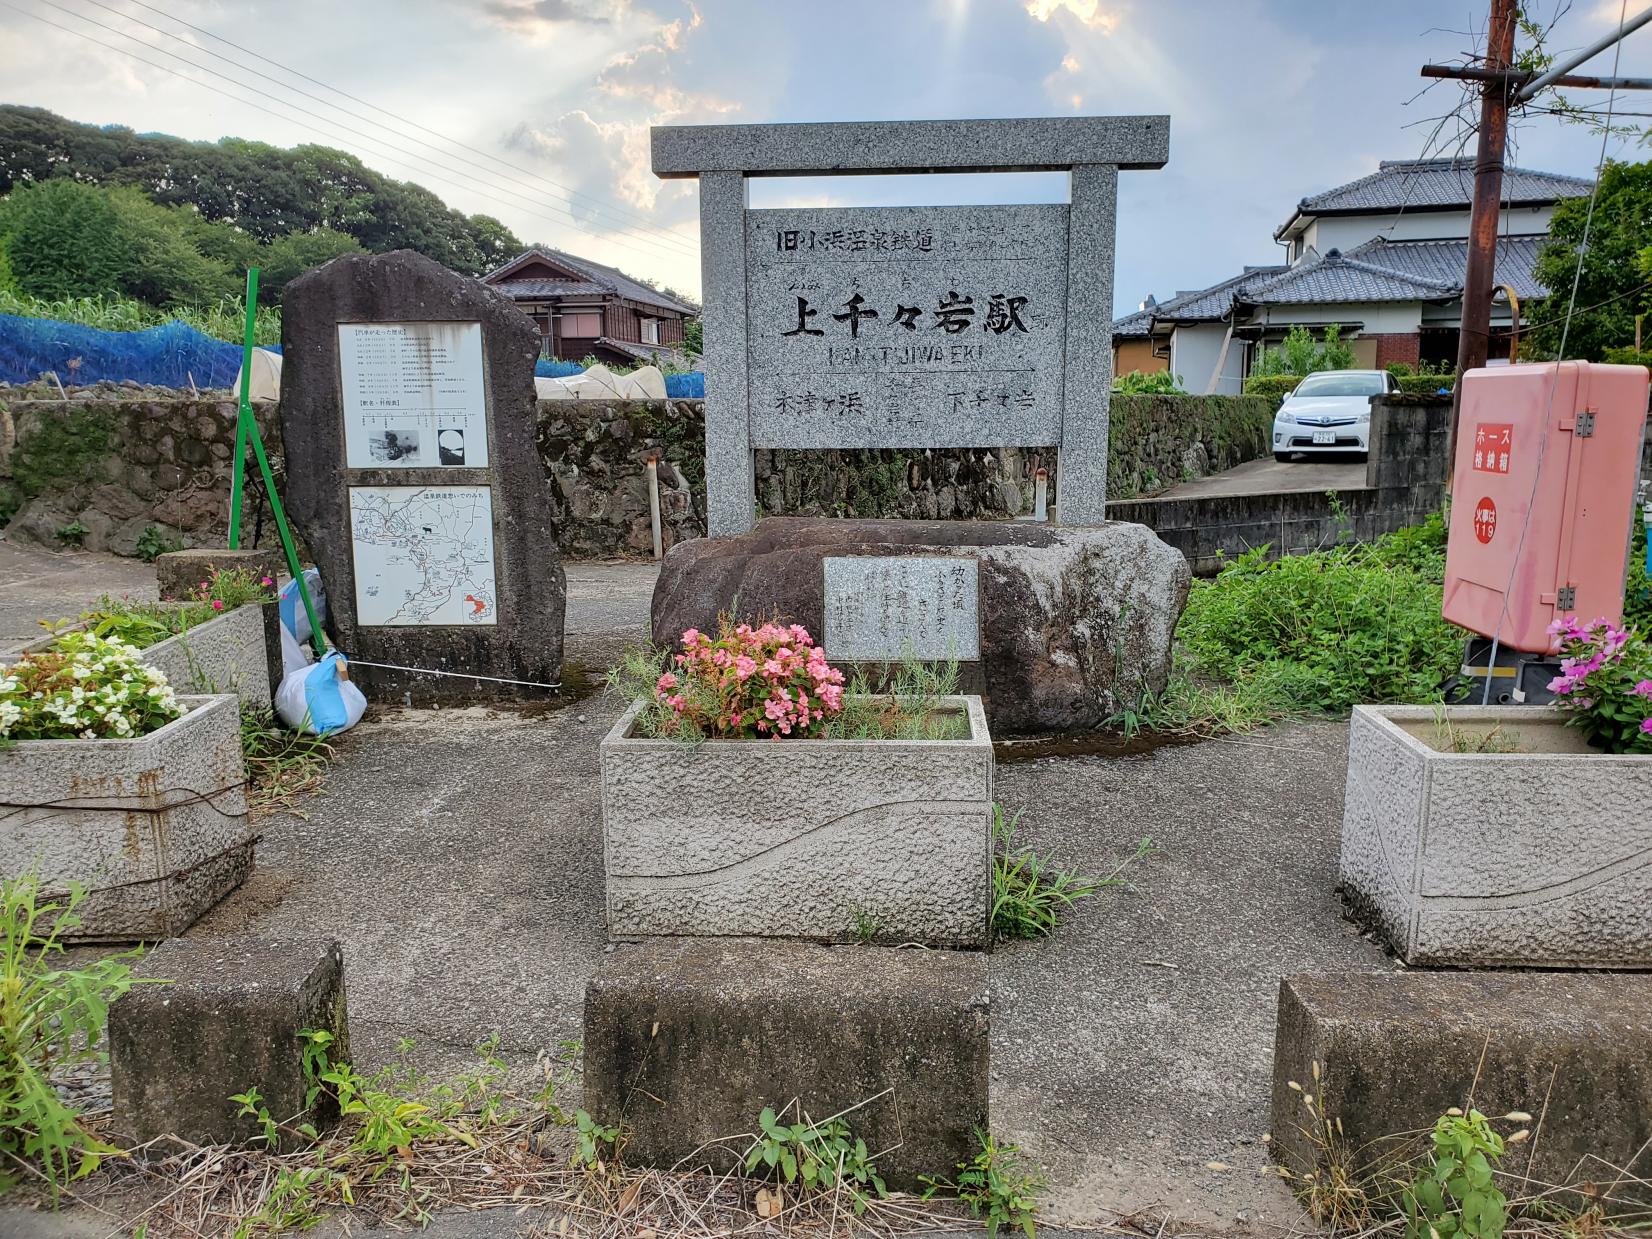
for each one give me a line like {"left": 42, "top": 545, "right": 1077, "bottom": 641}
{"left": 240, "top": 704, "right": 334, "bottom": 818}
{"left": 991, "top": 804, "right": 1155, "bottom": 942}
{"left": 0, "top": 288, "right": 282, "bottom": 348}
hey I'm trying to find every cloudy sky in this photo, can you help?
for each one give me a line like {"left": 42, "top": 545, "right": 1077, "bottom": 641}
{"left": 3, "top": 0, "right": 1649, "bottom": 314}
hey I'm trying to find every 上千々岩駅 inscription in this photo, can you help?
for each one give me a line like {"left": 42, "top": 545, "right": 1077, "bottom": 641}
{"left": 339, "top": 322, "right": 490, "bottom": 469}
{"left": 823, "top": 556, "right": 980, "bottom": 662}
{"left": 747, "top": 205, "right": 1067, "bottom": 450}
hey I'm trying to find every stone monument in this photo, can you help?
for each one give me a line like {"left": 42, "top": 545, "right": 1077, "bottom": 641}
{"left": 649, "top": 118, "right": 1189, "bottom": 733}
{"left": 280, "top": 250, "right": 565, "bottom": 703}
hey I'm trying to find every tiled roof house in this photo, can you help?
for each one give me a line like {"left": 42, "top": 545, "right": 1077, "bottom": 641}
{"left": 1113, "top": 159, "right": 1591, "bottom": 394}
{"left": 482, "top": 246, "right": 699, "bottom": 368}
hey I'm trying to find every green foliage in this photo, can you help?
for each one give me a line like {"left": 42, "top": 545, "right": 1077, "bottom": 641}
{"left": 1252, "top": 323, "right": 1354, "bottom": 377}
{"left": 744, "top": 1105, "right": 888, "bottom": 1215}
{"left": 1396, "top": 373, "right": 1456, "bottom": 396}
{"left": 1108, "top": 393, "right": 1275, "bottom": 498}
{"left": 0, "top": 180, "right": 127, "bottom": 300}
{"left": 1529, "top": 159, "right": 1652, "bottom": 361}
{"left": 0, "top": 877, "right": 142, "bottom": 1195}
{"left": 133, "top": 525, "right": 183, "bottom": 563}
{"left": 0, "top": 287, "right": 282, "bottom": 346}
{"left": 1242, "top": 373, "right": 1304, "bottom": 401}
{"left": 572, "top": 1109, "right": 620, "bottom": 1171}
{"left": 1177, "top": 521, "right": 1463, "bottom": 714}
{"left": 923, "top": 1129, "right": 1047, "bottom": 1239}
{"left": 683, "top": 316, "right": 703, "bottom": 357}
{"left": 241, "top": 702, "right": 334, "bottom": 817}
{"left": 258, "top": 228, "right": 364, "bottom": 300}
{"left": 54, "top": 569, "right": 274, "bottom": 652}
{"left": 991, "top": 804, "right": 1154, "bottom": 941}
{"left": 1403, "top": 1110, "right": 1511, "bottom": 1239}
{"left": 1113, "top": 369, "right": 1185, "bottom": 394}
{"left": 52, "top": 521, "right": 87, "bottom": 547}
{"left": 1627, "top": 512, "right": 1652, "bottom": 636}
{"left": 0, "top": 106, "right": 522, "bottom": 278}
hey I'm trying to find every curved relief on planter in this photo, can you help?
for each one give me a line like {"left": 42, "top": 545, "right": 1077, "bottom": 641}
{"left": 1340, "top": 705, "right": 1652, "bottom": 968}
{"left": 0, "top": 694, "right": 253, "bottom": 942}
{"left": 600, "top": 696, "right": 993, "bottom": 947}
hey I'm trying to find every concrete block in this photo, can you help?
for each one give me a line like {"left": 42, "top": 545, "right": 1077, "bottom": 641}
{"left": 583, "top": 938, "right": 989, "bottom": 1189}
{"left": 1273, "top": 973, "right": 1652, "bottom": 1212}
{"left": 601, "top": 696, "right": 992, "bottom": 946}
{"left": 141, "top": 603, "right": 277, "bottom": 706}
{"left": 0, "top": 695, "right": 252, "bottom": 942}
{"left": 112, "top": 934, "right": 349, "bottom": 1148}
{"left": 1341, "top": 706, "right": 1652, "bottom": 966}
{"left": 155, "top": 548, "right": 281, "bottom": 601}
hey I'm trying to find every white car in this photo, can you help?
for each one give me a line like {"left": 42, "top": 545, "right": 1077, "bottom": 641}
{"left": 1272, "top": 369, "right": 1399, "bottom": 461}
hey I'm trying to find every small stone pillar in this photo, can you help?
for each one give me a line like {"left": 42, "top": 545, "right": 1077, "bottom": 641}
{"left": 111, "top": 934, "right": 349, "bottom": 1149}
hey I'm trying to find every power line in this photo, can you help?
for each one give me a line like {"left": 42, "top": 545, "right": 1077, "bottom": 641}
{"left": 32, "top": 0, "right": 695, "bottom": 265}
{"left": 116, "top": 0, "right": 694, "bottom": 253}
{"left": 7, "top": 0, "right": 697, "bottom": 273}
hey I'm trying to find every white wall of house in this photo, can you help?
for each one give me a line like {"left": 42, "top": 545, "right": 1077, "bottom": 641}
{"left": 1296, "top": 203, "right": 1559, "bottom": 255}
{"left": 1169, "top": 322, "right": 1248, "bottom": 395}
{"left": 1259, "top": 301, "right": 1424, "bottom": 334}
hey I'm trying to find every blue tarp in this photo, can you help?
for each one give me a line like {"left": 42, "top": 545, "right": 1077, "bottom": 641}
{"left": 0, "top": 313, "right": 704, "bottom": 395}
{"left": 0, "top": 313, "right": 280, "bottom": 388}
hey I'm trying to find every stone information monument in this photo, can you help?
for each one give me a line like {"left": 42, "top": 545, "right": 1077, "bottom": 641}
{"left": 281, "top": 250, "right": 565, "bottom": 703}
{"left": 650, "top": 118, "right": 1191, "bottom": 732}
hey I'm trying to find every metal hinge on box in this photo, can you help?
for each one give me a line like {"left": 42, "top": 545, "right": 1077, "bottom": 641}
{"left": 1556, "top": 585, "right": 1577, "bottom": 610}
{"left": 1574, "top": 410, "right": 1597, "bottom": 437}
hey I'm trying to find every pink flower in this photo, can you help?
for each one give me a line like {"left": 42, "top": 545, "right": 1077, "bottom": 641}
{"left": 259, "top": 576, "right": 274, "bottom": 587}
{"left": 211, "top": 599, "right": 225, "bottom": 611}
{"left": 1633, "top": 680, "right": 1652, "bottom": 700}
{"left": 656, "top": 672, "right": 678, "bottom": 691}
{"left": 681, "top": 628, "right": 701, "bottom": 644}
{"left": 1642, "top": 718, "right": 1652, "bottom": 735}
{"left": 734, "top": 655, "right": 757, "bottom": 681}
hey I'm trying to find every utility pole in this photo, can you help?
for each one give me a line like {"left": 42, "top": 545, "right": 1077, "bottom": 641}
{"left": 1456, "top": 0, "right": 1518, "bottom": 384}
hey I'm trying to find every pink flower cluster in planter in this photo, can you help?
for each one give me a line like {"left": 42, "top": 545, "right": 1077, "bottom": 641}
{"left": 1548, "top": 615, "right": 1652, "bottom": 753}
{"left": 657, "top": 618, "right": 847, "bottom": 739}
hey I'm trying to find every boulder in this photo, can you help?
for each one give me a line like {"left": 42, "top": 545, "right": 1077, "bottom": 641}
{"left": 651, "top": 517, "right": 1190, "bottom": 734}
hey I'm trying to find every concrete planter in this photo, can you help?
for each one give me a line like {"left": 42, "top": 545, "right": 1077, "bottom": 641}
{"left": 27, "top": 603, "right": 277, "bottom": 706}
{"left": 0, "top": 694, "right": 253, "bottom": 942}
{"left": 1341, "top": 705, "right": 1652, "bottom": 968}
{"left": 600, "top": 695, "right": 993, "bottom": 947}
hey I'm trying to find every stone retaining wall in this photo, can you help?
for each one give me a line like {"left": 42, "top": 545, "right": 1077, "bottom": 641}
{"left": 2, "top": 392, "right": 1276, "bottom": 560}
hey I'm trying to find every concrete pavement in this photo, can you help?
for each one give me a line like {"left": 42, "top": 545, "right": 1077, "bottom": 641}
{"left": 1163, "top": 455, "right": 1367, "bottom": 498}
{"left": 1, "top": 546, "right": 1393, "bottom": 1236}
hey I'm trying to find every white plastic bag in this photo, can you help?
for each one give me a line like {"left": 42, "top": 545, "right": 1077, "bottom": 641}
{"left": 278, "top": 569, "right": 328, "bottom": 645}
{"left": 274, "top": 651, "right": 366, "bottom": 736}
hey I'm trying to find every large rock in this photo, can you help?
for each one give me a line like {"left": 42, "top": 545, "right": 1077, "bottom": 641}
{"left": 651, "top": 517, "right": 1190, "bottom": 734}
{"left": 1273, "top": 973, "right": 1652, "bottom": 1213}
{"left": 583, "top": 937, "right": 988, "bottom": 1189}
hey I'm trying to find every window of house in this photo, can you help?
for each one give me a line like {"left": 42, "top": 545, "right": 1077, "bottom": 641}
{"left": 562, "top": 310, "right": 602, "bottom": 336}
{"left": 641, "top": 317, "right": 660, "bottom": 344}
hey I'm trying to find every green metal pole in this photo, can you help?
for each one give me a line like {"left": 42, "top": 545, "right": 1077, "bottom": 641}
{"left": 226, "top": 268, "right": 259, "bottom": 549}
{"left": 247, "top": 423, "right": 325, "bottom": 659}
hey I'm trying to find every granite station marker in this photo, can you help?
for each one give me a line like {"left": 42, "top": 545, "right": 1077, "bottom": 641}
{"left": 651, "top": 117, "right": 1172, "bottom": 667}
{"left": 282, "top": 250, "right": 566, "bottom": 702}
{"left": 652, "top": 116, "right": 1169, "bottom": 539}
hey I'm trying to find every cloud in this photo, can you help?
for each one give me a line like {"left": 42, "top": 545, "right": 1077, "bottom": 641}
{"left": 1024, "top": 0, "right": 1121, "bottom": 34}
{"left": 479, "top": 0, "right": 622, "bottom": 38}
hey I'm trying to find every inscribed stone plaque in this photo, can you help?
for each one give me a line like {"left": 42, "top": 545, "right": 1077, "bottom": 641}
{"left": 339, "top": 322, "right": 490, "bottom": 468}
{"left": 349, "top": 485, "right": 497, "bottom": 627}
{"left": 823, "top": 556, "right": 980, "bottom": 661}
{"left": 746, "top": 205, "right": 1067, "bottom": 449}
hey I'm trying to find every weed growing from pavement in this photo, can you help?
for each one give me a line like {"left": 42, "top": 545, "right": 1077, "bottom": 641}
{"left": 744, "top": 1102, "right": 889, "bottom": 1216}
{"left": 921, "top": 1127, "right": 1046, "bottom": 1238}
{"left": 0, "top": 877, "right": 141, "bottom": 1196}
{"left": 239, "top": 703, "right": 334, "bottom": 818}
{"left": 991, "top": 804, "right": 1154, "bottom": 942}
{"left": 1429, "top": 706, "right": 1520, "bottom": 755}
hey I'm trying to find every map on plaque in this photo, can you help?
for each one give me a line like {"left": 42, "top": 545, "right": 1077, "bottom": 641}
{"left": 349, "top": 486, "right": 498, "bottom": 627}
{"left": 823, "top": 556, "right": 980, "bottom": 661}
{"left": 339, "top": 322, "right": 490, "bottom": 469}
{"left": 746, "top": 205, "right": 1068, "bottom": 449}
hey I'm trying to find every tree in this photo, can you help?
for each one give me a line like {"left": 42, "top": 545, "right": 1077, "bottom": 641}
{"left": 1252, "top": 323, "right": 1354, "bottom": 375}
{"left": 106, "top": 188, "right": 233, "bottom": 306}
{"left": 259, "top": 228, "right": 363, "bottom": 300}
{"left": 1528, "top": 159, "right": 1652, "bottom": 361}
{"left": 0, "top": 179, "right": 129, "bottom": 299}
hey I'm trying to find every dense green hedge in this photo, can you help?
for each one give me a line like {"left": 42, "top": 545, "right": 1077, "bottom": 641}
{"left": 1603, "top": 346, "right": 1652, "bottom": 368}
{"left": 1395, "top": 373, "right": 1455, "bottom": 395}
{"left": 1108, "top": 393, "right": 1275, "bottom": 498}
{"left": 1241, "top": 374, "right": 1302, "bottom": 401}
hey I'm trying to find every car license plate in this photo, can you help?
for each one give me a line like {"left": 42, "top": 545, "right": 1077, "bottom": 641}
{"left": 1312, "top": 430, "right": 1337, "bottom": 445}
